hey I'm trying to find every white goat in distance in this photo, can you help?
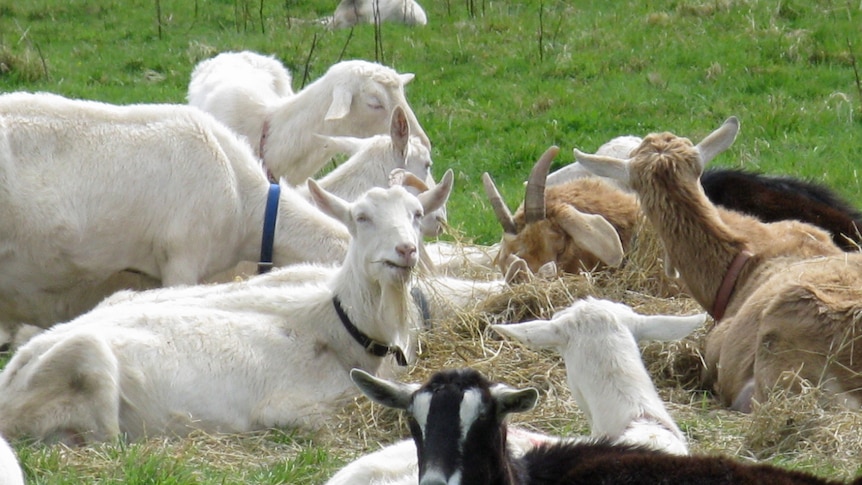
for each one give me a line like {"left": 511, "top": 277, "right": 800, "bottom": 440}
{"left": 188, "top": 52, "right": 430, "bottom": 184}
{"left": 329, "top": 0, "right": 428, "bottom": 29}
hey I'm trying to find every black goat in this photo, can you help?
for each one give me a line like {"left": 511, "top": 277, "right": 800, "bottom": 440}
{"left": 351, "top": 367, "right": 860, "bottom": 485}
{"left": 701, "top": 168, "right": 862, "bottom": 251}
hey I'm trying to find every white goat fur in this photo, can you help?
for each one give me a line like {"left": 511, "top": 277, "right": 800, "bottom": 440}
{"left": 188, "top": 55, "right": 430, "bottom": 185}
{"left": 0, "top": 433, "right": 24, "bottom": 485}
{"left": 329, "top": 0, "right": 427, "bottom": 29}
{"left": 0, "top": 177, "right": 452, "bottom": 444}
{"left": 325, "top": 298, "right": 703, "bottom": 485}
{"left": 303, "top": 106, "right": 446, "bottom": 237}
{"left": 493, "top": 297, "right": 704, "bottom": 456}
{"left": 0, "top": 91, "right": 349, "bottom": 337}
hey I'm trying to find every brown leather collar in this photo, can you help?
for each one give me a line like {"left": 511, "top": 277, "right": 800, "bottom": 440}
{"left": 710, "top": 250, "right": 753, "bottom": 322}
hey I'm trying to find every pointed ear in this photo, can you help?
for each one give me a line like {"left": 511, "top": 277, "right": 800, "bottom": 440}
{"left": 572, "top": 149, "right": 632, "bottom": 188}
{"left": 325, "top": 85, "right": 353, "bottom": 121}
{"left": 492, "top": 319, "right": 565, "bottom": 350}
{"left": 631, "top": 313, "right": 708, "bottom": 342}
{"left": 390, "top": 106, "right": 409, "bottom": 166}
{"left": 320, "top": 134, "right": 365, "bottom": 157}
{"left": 350, "top": 368, "right": 418, "bottom": 410}
{"left": 556, "top": 206, "right": 625, "bottom": 267}
{"left": 418, "top": 169, "right": 453, "bottom": 215}
{"left": 307, "top": 178, "right": 351, "bottom": 226}
{"left": 490, "top": 384, "right": 539, "bottom": 415}
{"left": 695, "top": 117, "right": 739, "bottom": 169}
{"left": 400, "top": 73, "right": 415, "bottom": 85}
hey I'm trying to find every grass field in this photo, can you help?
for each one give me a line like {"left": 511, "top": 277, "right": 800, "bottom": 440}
{"left": 1, "top": 0, "right": 862, "bottom": 483}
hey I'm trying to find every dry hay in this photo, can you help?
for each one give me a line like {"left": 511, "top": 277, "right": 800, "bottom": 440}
{"left": 316, "top": 220, "right": 862, "bottom": 480}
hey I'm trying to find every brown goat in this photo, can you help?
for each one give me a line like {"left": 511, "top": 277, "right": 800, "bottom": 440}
{"left": 483, "top": 146, "right": 641, "bottom": 274}
{"left": 574, "top": 118, "right": 860, "bottom": 412}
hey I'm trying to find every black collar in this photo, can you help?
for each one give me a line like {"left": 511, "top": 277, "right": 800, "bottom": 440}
{"left": 332, "top": 296, "right": 408, "bottom": 366}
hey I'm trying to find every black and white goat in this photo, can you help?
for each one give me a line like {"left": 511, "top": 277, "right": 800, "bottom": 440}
{"left": 350, "top": 368, "right": 858, "bottom": 485}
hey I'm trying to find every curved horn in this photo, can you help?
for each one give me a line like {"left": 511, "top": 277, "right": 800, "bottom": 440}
{"left": 524, "top": 146, "right": 559, "bottom": 224}
{"left": 390, "top": 168, "right": 430, "bottom": 192}
{"left": 482, "top": 172, "right": 517, "bottom": 234}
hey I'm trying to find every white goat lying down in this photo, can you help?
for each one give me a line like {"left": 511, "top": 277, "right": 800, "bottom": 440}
{"left": 328, "top": 0, "right": 428, "bottom": 29}
{"left": 188, "top": 53, "right": 429, "bottom": 184}
{"left": 573, "top": 118, "right": 862, "bottom": 411}
{"left": 0, "top": 174, "right": 452, "bottom": 445}
{"left": 0, "top": 433, "right": 24, "bottom": 485}
{"left": 0, "top": 91, "right": 349, "bottom": 338}
{"left": 324, "top": 298, "right": 704, "bottom": 485}
{"left": 304, "top": 105, "right": 446, "bottom": 238}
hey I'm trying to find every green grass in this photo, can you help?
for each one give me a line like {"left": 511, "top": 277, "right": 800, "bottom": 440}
{"left": 2, "top": 0, "right": 862, "bottom": 483}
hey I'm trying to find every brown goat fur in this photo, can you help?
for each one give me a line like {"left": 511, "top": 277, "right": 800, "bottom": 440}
{"left": 499, "top": 177, "right": 641, "bottom": 274}
{"left": 575, "top": 119, "right": 858, "bottom": 411}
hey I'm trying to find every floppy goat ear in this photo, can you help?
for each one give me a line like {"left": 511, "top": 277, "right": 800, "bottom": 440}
{"left": 490, "top": 383, "right": 540, "bottom": 416}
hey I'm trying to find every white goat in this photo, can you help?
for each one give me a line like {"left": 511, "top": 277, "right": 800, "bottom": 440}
{"left": 329, "top": 0, "right": 427, "bottom": 29}
{"left": 546, "top": 135, "right": 642, "bottom": 187}
{"left": 0, "top": 433, "right": 24, "bottom": 485}
{"left": 188, "top": 55, "right": 430, "bottom": 185}
{"left": 0, "top": 172, "right": 453, "bottom": 444}
{"left": 324, "top": 298, "right": 703, "bottom": 485}
{"left": 304, "top": 106, "right": 446, "bottom": 237}
{"left": 492, "top": 297, "right": 704, "bottom": 456}
{"left": 0, "top": 91, "right": 349, "bottom": 340}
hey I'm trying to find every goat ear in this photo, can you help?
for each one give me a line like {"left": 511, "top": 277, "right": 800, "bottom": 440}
{"left": 400, "top": 73, "right": 415, "bottom": 85}
{"left": 350, "top": 368, "right": 417, "bottom": 410}
{"left": 572, "top": 149, "right": 631, "bottom": 188}
{"left": 631, "top": 313, "right": 708, "bottom": 342}
{"left": 490, "top": 384, "right": 539, "bottom": 415}
{"left": 307, "top": 178, "right": 351, "bottom": 226}
{"left": 695, "top": 116, "right": 739, "bottom": 169}
{"left": 390, "top": 106, "right": 410, "bottom": 166}
{"left": 321, "top": 135, "right": 365, "bottom": 157}
{"left": 325, "top": 85, "right": 353, "bottom": 121}
{"left": 418, "top": 169, "right": 453, "bottom": 215}
{"left": 556, "top": 206, "right": 625, "bottom": 267}
{"left": 492, "top": 320, "right": 564, "bottom": 351}
{"left": 663, "top": 249, "right": 680, "bottom": 279}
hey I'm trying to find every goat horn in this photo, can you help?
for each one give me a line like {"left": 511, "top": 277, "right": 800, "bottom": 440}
{"left": 482, "top": 172, "right": 517, "bottom": 235}
{"left": 524, "top": 146, "right": 559, "bottom": 224}
{"left": 388, "top": 168, "right": 430, "bottom": 192}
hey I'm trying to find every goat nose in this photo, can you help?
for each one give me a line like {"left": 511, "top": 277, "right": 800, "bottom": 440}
{"left": 396, "top": 242, "right": 417, "bottom": 262}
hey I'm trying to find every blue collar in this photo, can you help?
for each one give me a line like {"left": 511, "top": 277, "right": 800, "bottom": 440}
{"left": 258, "top": 183, "right": 280, "bottom": 274}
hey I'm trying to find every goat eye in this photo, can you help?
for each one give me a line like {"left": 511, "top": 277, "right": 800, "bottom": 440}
{"left": 414, "top": 210, "right": 423, "bottom": 220}
{"left": 357, "top": 214, "right": 370, "bottom": 223}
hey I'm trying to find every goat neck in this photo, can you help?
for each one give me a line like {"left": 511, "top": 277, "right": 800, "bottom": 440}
{"left": 629, "top": 133, "right": 751, "bottom": 316}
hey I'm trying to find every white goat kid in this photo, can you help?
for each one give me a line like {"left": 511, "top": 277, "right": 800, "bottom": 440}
{"left": 0, "top": 170, "right": 453, "bottom": 446}
{"left": 0, "top": 433, "right": 24, "bottom": 485}
{"left": 305, "top": 106, "right": 446, "bottom": 237}
{"left": 189, "top": 55, "right": 430, "bottom": 184}
{"left": 492, "top": 297, "right": 705, "bottom": 456}
{"left": 329, "top": 0, "right": 428, "bottom": 29}
{"left": 0, "top": 91, "right": 349, "bottom": 337}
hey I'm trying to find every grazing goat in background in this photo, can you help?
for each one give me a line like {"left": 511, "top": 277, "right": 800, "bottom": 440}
{"left": 329, "top": 0, "right": 427, "bottom": 29}
{"left": 492, "top": 297, "right": 705, "bottom": 456}
{"left": 0, "top": 170, "right": 453, "bottom": 445}
{"left": 350, "top": 368, "right": 858, "bottom": 485}
{"left": 574, "top": 118, "right": 862, "bottom": 412}
{"left": 483, "top": 146, "right": 640, "bottom": 274}
{"left": 700, "top": 167, "right": 862, "bottom": 251}
{"left": 189, "top": 54, "right": 429, "bottom": 184}
{"left": 0, "top": 91, "right": 349, "bottom": 341}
